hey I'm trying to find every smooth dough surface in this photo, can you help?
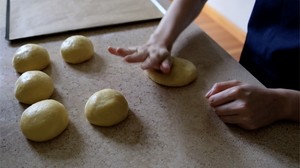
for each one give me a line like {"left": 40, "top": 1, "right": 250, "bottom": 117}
{"left": 14, "top": 71, "right": 54, "bottom": 104}
{"left": 60, "top": 35, "right": 94, "bottom": 64}
{"left": 12, "top": 44, "right": 50, "bottom": 73}
{"left": 145, "top": 57, "right": 197, "bottom": 87}
{"left": 85, "top": 89, "right": 129, "bottom": 126}
{"left": 20, "top": 99, "right": 69, "bottom": 142}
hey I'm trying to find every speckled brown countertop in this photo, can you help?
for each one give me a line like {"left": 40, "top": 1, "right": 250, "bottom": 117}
{"left": 0, "top": 0, "right": 299, "bottom": 167}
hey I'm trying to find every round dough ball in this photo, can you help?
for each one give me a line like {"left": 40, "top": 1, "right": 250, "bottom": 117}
{"left": 85, "top": 89, "right": 129, "bottom": 126}
{"left": 12, "top": 44, "right": 50, "bottom": 73}
{"left": 60, "top": 35, "right": 94, "bottom": 64}
{"left": 14, "top": 71, "right": 54, "bottom": 104}
{"left": 145, "top": 57, "right": 197, "bottom": 87}
{"left": 20, "top": 99, "right": 69, "bottom": 142}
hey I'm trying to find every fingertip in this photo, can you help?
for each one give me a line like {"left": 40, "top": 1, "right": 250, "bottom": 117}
{"left": 108, "top": 47, "right": 116, "bottom": 55}
{"left": 160, "top": 58, "right": 172, "bottom": 74}
{"left": 210, "top": 108, "right": 216, "bottom": 113}
{"left": 160, "top": 64, "right": 171, "bottom": 74}
{"left": 205, "top": 90, "right": 212, "bottom": 98}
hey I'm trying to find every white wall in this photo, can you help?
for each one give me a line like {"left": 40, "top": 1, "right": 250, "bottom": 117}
{"left": 207, "top": 0, "right": 255, "bottom": 32}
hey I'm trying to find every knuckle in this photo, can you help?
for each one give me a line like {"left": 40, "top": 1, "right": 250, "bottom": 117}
{"left": 212, "top": 82, "right": 221, "bottom": 90}
{"left": 229, "top": 86, "right": 245, "bottom": 96}
{"left": 238, "top": 102, "right": 247, "bottom": 110}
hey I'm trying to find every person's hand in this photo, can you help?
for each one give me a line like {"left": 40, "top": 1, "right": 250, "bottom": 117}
{"left": 205, "top": 80, "right": 290, "bottom": 130}
{"left": 108, "top": 39, "right": 172, "bottom": 74}
{"left": 108, "top": 0, "right": 207, "bottom": 74}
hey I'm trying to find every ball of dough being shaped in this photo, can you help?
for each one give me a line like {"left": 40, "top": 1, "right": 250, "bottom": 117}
{"left": 12, "top": 44, "right": 50, "bottom": 73}
{"left": 60, "top": 35, "right": 94, "bottom": 64}
{"left": 145, "top": 57, "right": 197, "bottom": 87}
{"left": 14, "top": 71, "right": 54, "bottom": 104}
{"left": 85, "top": 89, "right": 129, "bottom": 127}
{"left": 20, "top": 99, "right": 69, "bottom": 142}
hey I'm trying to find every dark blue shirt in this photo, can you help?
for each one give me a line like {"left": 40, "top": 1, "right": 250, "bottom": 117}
{"left": 240, "top": 0, "right": 300, "bottom": 90}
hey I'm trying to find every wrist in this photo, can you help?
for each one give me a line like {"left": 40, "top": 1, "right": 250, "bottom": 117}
{"left": 273, "top": 89, "right": 300, "bottom": 121}
{"left": 149, "top": 32, "right": 173, "bottom": 51}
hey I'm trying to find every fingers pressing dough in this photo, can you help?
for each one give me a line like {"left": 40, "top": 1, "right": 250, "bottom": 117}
{"left": 145, "top": 57, "right": 197, "bottom": 87}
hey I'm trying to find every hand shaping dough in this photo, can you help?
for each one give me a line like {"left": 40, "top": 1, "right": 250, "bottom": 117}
{"left": 60, "top": 35, "right": 94, "bottom": 64}
{"left": 145, "top": 57, "right": 197, "bottom": 87}
{"left": 12, "top": 44, "right": 50, "bottom": 73}
{"left": 14, "top": 71, "right": 54, "bottom": 104}
{"left": 20, "top": 99, "right": 69, "bottom": 142}
{"left": 85, "top": 89, "right": 129, "bottom": 126}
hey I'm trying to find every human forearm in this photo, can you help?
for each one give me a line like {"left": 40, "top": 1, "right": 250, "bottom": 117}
{"left": 274, "top": 89, "right": 300, "bottom": 121}
{"left": 150, "top": 0, "right": 207, "bottom": 50}
{"left": 108, "top": 0, "right": 207, "bottom": 73}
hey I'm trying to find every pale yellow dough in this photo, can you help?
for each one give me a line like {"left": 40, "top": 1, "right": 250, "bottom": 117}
{"left": 12, "top": 44, "right": 50, "bottom": 73}
{"left": 85, "top": 89, "right": 129, "bottom": 126}
{"left": 60, "top": 35, "right": 94, "bottom": 64}
{"left": 20, "top": 99, "right": 69, "bottom": 142}
{"left": 14, "top": 71, "right": 54, "bottom": 104}
{"left": 145, "top": 57, "right": 197, "bottom": 87}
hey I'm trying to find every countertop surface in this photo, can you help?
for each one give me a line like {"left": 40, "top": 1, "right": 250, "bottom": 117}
{"left": 0, "top": 0, "right": 299, "bottom": 167}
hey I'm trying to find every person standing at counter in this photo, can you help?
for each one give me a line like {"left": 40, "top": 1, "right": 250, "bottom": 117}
{"left": 108, "top": 0, "right": 300, "bottom": 130}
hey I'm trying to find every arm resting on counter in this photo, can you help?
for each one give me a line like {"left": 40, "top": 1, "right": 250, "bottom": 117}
{"left": 205, "top": 80, "right": 300, "bottom": 130}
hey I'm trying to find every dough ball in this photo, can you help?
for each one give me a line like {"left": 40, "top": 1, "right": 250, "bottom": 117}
{"left": 12, "top": 44, "right": 50, "bottom": 73}
{"left": 85, "top": 89, "right": 129, "bottom": 126}
{"left": 20, "top": 99, "right": 69, "bottom": 142}
{"left": 60, "top": 35, "right": 94, "bottom": 64}
{"left": 14, "top": 71, "right": 54, "bottom": 104}
{"left": 145, "top": 57, "right": 197, "bottom": 87}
